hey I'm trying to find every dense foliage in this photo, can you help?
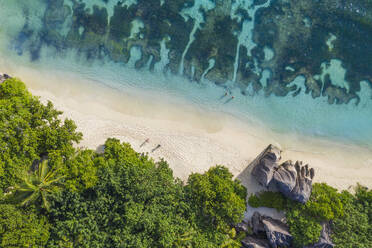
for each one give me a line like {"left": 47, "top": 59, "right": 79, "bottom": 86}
{"left": 186, "top": 166, "right": 247, "bottom": 230}
{"left": 332, "top": 185, "right": 372, "bottom": 248}
{"left": 0, "top": 204, "right": 50, "bottom": 247}
{"left": 46, "top": 139, "right": 194, "bottom": 247}
{"left": 248, "top": 183, "right": 372, "bottom": 247}
{"left": 248, "top": 191, "right": 287, "bottom": 210}
{"left": 0, "top": 78, "right": 82, "bottom": 190}
{"left": 286, "top": 183, "right": 345, "bottom": 247}
{"left": 0, "top": 78, "right": 247, "bottom": 247}
{"left": 11, "top": 159, "right": 65, "bottom": 211}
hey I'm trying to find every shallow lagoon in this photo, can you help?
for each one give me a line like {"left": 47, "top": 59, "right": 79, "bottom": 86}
{"left": 0, "top": 0, "right": 372, "bottom": 147}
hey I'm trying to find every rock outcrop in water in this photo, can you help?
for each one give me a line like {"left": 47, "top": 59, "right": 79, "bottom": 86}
{"left": 250, "top": 144, "right": 314, "bottom": 203}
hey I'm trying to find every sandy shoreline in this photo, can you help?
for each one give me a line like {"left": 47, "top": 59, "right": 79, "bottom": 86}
{"left": 9, "top": 67, "right": 368, "bottom": 195}
{"left": 0, "top": 58, "right": 371, "bottom": 197}
{"left": 2, "top": 63, "right": 371, "bottom": 220}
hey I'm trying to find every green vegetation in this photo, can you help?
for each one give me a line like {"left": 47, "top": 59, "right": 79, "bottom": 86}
{"left": 0, "top": 78, "right": 247, "bottom": 247}
{"left": 12, "top": 159, "right": 64, "bottom": 211}
{"left": 0, "top": 204, "right": 50, "bottom": 247}
{"left": 287, "top": 183, "right": 345, "bottom": 247}
{"left": 332, "top": 185, "right": 372, "bottom": 248}
{"left": 186, "top": 166, "right": 247, "bottom": 230}
{"left": 0, "top": 78, "right": 82, "bottom": 190}
{"left": 0, "top": 78, "right": 370, "bottom": 247}
{"left": 248, "top": 191, "right": 287, "bottom": 210}
{"left": 248, "top": 183, "right": 372, "bottom": 247}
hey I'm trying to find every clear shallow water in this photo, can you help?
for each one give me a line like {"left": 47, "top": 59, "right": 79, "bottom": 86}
{"left": 0, "top": 0, "right": 372, "bottom": 147}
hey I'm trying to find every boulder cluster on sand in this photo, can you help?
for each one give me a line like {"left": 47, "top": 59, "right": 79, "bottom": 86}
{"left": 238, "top": 211, "right": 292, "bottom": 248}
{"left": 251, "top": 144, "right": 314, "bottom": 203}
{"left": 244, "top": 211, "right": 293, "bottom": 248}
{"left": 239, "top": 145, "right": 334, "bottom": 248}
{"left": 239, "top": 212, "right": 333, "bottom": 248}
{"left": 0, "top": 73, "right": 11, "bottom": 83}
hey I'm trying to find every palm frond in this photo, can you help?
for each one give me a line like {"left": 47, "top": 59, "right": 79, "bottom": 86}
{"left": 11, "top": 159, "right": 65, "bottom": 210}
{"left": 38, "top": 159, "right": 50, "bottom": 181}
{"left": 44, "top": 176, "right": 65, "bottom": 186}
{"left": 41, "top": 192, "right": 50, "bottom": 211}
{"left": 44, "top": 166, "right": 62, "bottom": 182}
{"left": 20, "top": 191, "right": 39, "bottom": 206}
{"left": 16, "top": 180, "right": 38, "bottom": 191}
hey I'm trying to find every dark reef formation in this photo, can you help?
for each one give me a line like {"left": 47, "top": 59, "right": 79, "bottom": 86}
{"left": 13, "top": 0, "right": 372, "bottom": 105}
{"left": 253, "top": 0, "right": 372, "bottom": 104}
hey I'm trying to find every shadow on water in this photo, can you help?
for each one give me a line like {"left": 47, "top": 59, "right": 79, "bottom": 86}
{"left": 219, "top": 93, "right": 227, "bottom": 100}
{"left": 224, "top": 97, "right": 234, "bottom": 104}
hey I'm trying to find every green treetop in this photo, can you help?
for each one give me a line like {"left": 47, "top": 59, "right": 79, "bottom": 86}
{"left": 0, "top": 78, "right": 82, "bottom": 189}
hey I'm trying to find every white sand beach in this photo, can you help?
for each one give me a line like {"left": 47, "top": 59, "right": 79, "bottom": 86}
{"left": 1, "top": 62, "right": 371, "bottom": 221}
{"left": 4, "top": 65, "right": 369, "bottom": 196}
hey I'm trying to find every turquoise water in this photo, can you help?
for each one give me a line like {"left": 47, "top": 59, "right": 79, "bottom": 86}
{"left": 0, "top": 0, "right": 372, "bottom": 147}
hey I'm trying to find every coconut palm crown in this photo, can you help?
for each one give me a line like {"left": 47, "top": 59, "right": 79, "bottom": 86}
{"left": 12, "top": 160, "right": 64, "bottom": 211}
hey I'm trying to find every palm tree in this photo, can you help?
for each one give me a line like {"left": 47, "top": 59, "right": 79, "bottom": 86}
{"left": 12, "top": 159, "right": 64, "bottom": 211}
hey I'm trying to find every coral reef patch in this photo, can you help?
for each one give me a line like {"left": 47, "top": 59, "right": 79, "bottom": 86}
{"left": 10, "top": 0, "right": 372, "bottom": 105}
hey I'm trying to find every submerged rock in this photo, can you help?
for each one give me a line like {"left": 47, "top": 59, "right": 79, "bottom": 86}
{"left": 6, "top": 0, "right": 372, "bottom": 105}
{"left": 241, "top": 236, "right": 270, "bottom": 248}
{"left": 251, "top": 145, "right": 282, "bottom": 187}
{"left": 253, "top": 0, "right": 372, "bottom": 104}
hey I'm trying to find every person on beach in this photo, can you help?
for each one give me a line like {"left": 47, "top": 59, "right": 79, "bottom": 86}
{"left": 152, "top": 144, "right": 161, "bottom": 152}
{"left": 140, "top": 138, "right": 150, "bottom": 148}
